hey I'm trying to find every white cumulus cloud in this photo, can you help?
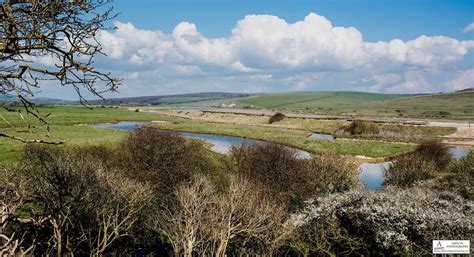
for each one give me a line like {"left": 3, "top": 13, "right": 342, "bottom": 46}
{"left": 91, "top": 13, "right": 474, "bottom": 95}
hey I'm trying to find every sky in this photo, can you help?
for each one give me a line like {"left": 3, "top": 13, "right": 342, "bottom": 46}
{"left": 38, "top": 0, "right": 474, "bottom": 99}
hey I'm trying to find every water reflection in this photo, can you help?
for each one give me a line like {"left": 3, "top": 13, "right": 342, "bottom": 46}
{"left": 358, "top": 162, "right": 391, "bottom": 191}
{"left": 308, "top": 133, "right": 335, "bottom": 140}
{"left": 448, "top": 147, "right": 470, "bottom": 160}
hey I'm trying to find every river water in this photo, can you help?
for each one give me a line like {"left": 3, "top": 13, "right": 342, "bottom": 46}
{"left": 91, "top": 121, "right": 471, "bottom": 191}
{"left": 90, "top": 121, "right": 311, "bottom": 159}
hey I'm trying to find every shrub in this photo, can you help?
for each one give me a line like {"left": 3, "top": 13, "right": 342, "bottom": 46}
{"left": 230, "top": 143, "right": 313, "bottom": 210}
{"left": 17, "top": 144, "right": 155, "bottom": 256}
{"left": 413, "top": 140, "right": 451, "bottom": 170}
{"left": 20, "top": 145, "right": 153, "bottom": 256}
{"left": 0, "top": 164, "right": 32, "bottom": 256}
{"left": 290, "top": 187, "right": 473, "bottom": 256}
{"left": 22, "top": 144, "right": 115, "bottom": 166}
{"left": 268, "top": 112, "right": 286, "bottom": 124}
{"left": 308, "top": 154, "right": 359, "bottom": 196}
{"left": 429, "top": 151, "right": 474, "bottom": 200}
{"left": 384, "top": 155, "right": 438, "bottom": 188}
{"left": 338, "top": 120, "right": 380, "bottom": 135}
{"left": 156, "top": 174, "right": 289, "bottom": 256}
{"left": 119, "top": 127, "right": 215, "bottom": 200}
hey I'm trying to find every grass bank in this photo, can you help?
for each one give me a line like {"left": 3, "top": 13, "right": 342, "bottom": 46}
{"left": 150, "top": 109, "right": 456, "bottom": 142}
{"left": 149, "top": 119, "right": 415, "bottom": 158}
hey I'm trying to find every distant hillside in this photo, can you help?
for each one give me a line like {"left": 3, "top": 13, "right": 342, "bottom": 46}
{"left": 85, "top": 92, "right": 252, "bottom": 106}
{"left": 340, "top": 91, "right": 474, "bottom": 120}
{"left": 238, "top": 91, "right": 406, "bottom": 110}
{"left": 0, "top": 95, "right": 72, "bottom": 105}
{"left": 235, "top": 91, "right": 473, "bottom": 120}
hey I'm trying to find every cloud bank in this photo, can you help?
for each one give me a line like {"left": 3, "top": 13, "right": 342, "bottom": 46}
{"left": 95, "top": 13, "right": 474, "bottom": 96}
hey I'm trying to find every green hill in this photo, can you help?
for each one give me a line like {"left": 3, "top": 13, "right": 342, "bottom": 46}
{"left": 238, "top": 91, "right": 406, "bottom": 110}
{"left": 238, "top": 91, "right": 474, "bottom": 120}
{"left": 340, "top": 91, "right": 474, "bottom": 120}
{"left": 85, "top": 92, "right": 252, "bottom": 106}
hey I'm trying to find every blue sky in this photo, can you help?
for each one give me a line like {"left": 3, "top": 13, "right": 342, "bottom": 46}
{"left": 39, "top": 0, "right": 474, "bottom": 99}
{"left": 114, "top": 0, "right": 474, "bottom": 41}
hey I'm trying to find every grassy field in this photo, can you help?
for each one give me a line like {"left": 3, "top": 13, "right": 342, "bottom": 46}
{"left": 0, "top": 105, "right": 163, "bottom": 127}
{"left": 0, "top": 106, "right": 164, "bottom": 161}
{"left": 236, "top": 91, "right": 474, "bottom": 120}
{"left": 3, "top": 105, "right": 454, "bottom": 161}
{"left": 238, "top": 91, "right": 405, "bottom": 110}
{"left": 149, "top": 119, "right": 415, "bottom": 158}
{"left": 0, "top": 125, "right": 130, "bottom": 161}
{"left": 336, "top": 91, "right": 474, "bottom": 120}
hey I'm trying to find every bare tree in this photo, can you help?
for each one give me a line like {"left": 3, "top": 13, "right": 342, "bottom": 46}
{"left": 210, "top": 175, "right": 291, "bottom": 256}
{"left": 0, "top": 0, "right": 120, "bottom": 141}
{"left": 87, "top": 170, "right": 154, "bottom": 257}
{"left": 0, "top": 165, "right": 34, "bottom": 256}
{"left": 156, "top": 174, "right": 292, "bottom": 256}
{"left": 157, "top": 174, "right": 215, "bottom": 257}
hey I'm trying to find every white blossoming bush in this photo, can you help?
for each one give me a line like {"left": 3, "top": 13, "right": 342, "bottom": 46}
{"left": 290, "top": 187, "right": 473, "bottom": 255}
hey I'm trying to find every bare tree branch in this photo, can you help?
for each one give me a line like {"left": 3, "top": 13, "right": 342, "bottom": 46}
{"left": 0, "top": 0, "right": 121, "bottom": 142}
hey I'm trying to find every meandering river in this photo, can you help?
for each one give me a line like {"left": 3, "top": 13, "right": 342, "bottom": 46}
{"left": 91, "top": 121, "right": 470, "bottom": 191}
{"left": 91, "top": 121, "right": 311, "bottom": 159}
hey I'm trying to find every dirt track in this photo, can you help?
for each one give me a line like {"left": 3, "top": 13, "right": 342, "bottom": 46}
{"left": 426, "top": 121, "right": 474, "bottom": 146}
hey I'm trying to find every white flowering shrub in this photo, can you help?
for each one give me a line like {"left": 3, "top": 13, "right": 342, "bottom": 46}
{"left": 290, "top": 187, "right": 473, "bottom": 255}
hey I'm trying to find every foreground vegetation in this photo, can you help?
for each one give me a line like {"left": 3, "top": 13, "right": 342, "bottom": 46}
{"left": 1, "top": 129, "right": 472, "bottom": 256}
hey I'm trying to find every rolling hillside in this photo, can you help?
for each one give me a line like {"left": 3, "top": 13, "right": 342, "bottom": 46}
{"left": 237, "top": 91, "right": 474, "bottom": 120}
{"left": 338, "top": 91, "right": 474, "bottom": 120}
{"left": 238, "top": 92, "right": 406, "bottom": 110}
{"left": 0, "top": 95, "right": 72, "bottom": 105}
{"left": 85, "top": 92, "right": 252, "bottom": 106}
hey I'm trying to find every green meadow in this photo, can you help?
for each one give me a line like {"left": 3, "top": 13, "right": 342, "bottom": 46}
{"left": 236, "top": 91, "right": 474, "bottom": 120}
{"left": 0, "top": 106, "right": 163, "bottom": 161}
{"left": 239, "top": 91, "right": 405, "bottom": 110}
{"left": 0, "top": 105, "right": 418, "bottom": 161}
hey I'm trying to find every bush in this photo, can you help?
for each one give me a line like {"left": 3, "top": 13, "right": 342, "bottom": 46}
{"left": 429, "top": 151, "right": 474, "bottom": 200}
{"left": 384, "top": 155, "right": 438, "bottom": 188}
{"left": 16, "top": 144, "right": 155, "bottom": 256}
{"left": 22, "top": 143, "right": 115, "bottom": 167}
{"left": 307, "top": 154, "right": 359, "bottom": 196}
{"left": 268, "top": 112, "right": 286, "bottom": 124}
{"left": 157, "top": 174, "right": 289, "bottom": 256}
{"left": 413, "top": 140, "right": 451, "bottom": 170}
{"left": 231, "top": 143, "right": 313, "bottom": 210}
{"left": 290, "top": 187, "right": 473, "bottom": 256}
{"left": 119, "top": 127, "right": 215, "bottom": 201}
{"left": 338, "top": 120, "right": 380, "bottom": 135}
